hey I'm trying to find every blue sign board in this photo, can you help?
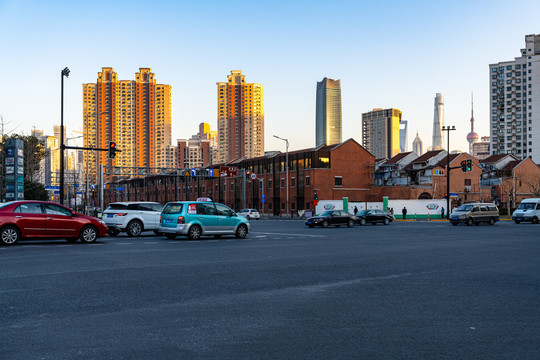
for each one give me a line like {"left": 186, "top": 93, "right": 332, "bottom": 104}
{"left": 190, "top": 168, "right": 197, "bottom": 177}
{"left": 116, "top": 187, "right": 124, "bottom": 191}
{"left": 45, "top": 185, "right": 60, "bottom": 190}
{"left": 208, "top": 169, "right": 214, "bottom": 177}
{"left": 261, "top": 198, "right": 265, "bottom": 204}
{"left": 261, "top": 195, "right": 265, "bottom": 200}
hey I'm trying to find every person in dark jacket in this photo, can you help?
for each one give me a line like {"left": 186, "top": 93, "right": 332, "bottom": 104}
{"left": 402, "top": 206, "right": 407, "bottom": 220}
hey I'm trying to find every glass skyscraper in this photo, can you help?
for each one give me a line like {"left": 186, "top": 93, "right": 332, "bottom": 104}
{"left": 316, "top": 77, "right": 342, "bottom": 146}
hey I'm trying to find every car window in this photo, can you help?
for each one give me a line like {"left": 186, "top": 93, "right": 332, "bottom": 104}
{"left": 537, "top": 204, "right": 540, "bottom": 210}
{"left": 44, "top": 204, "right": 72, "bottom": 216}
{"left": 215, "top": 203, "right": 233, "bottom": 216}
{"left": 107, "top": 203, "right": 128, "bottom": 210}
{"left": 340, "top": 211, "right": 348, "bottom": 216}
{"left": 488, "top": 205, "right": 497, "bottom": 211}
{"left": 138, "top": 204, "right": 155, "bottom": 211}
{"left": 14, "top": 203, "right": 43, "bottom": 214}
{"left": 480, "top": 206, "right": 488, "bottom": 211}
{"left": 197, "top": 203, "right": 216, "bottom": 215}
{"left": 162, "top": 203, "right": 183, "bottom": 214}
{"left": 127, "top": 204, "right": 139, "bottom": 210}
{"left": 320, "top": 211, "right": 333, "bottom": 216}
{"left": 457, "top": 204, "right": 473, "bottom": 211}
{"left": 151, "top": 203, "right": 163, "bottom": 212}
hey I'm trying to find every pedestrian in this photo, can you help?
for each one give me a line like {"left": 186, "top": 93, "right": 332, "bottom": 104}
{"left": 354, "top": 206, "right": 358, "bottom": 216}
{"left": 441, "top": 207, "right": 445, "bottom": 219}
{"left": 390, "top": 208, "right": 394, "bottom": 219}
{"left": 402, "top": 206, "right": 407, "bottom": 220}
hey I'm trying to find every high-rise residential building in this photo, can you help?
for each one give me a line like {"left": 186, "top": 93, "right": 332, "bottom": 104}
{"left": 473, "top": 136, "right": 491, "bottom": 160}
{"left": 489, "top": 34, "right": 540, "bottom": 161}
{"left": 431, "top": 93, "right": 444, "bottom": 150}
{"left": 177, "top": 123, "right": 219, "bottom": 168}
{"left": 83, "top": 67, "right": 172, "bottom": 182}
{"left": 362, "top": 108, "right": 402, "bottom": 159}
{"left": 399, "top": 120, "right": 408, "bottom": 152}
{"left": 316, "top": 77, "right": 342, "bottom": 146}
{"left": 412, "top": 131, "right": 423, "bottom": 155}
{"left": 44, "top": 135, "right": 59, "bottom": 186}
{"left": 199, "top": 122, "right": 218, "bottom": 164}
{"left": 217, "top": 71, "right": 264, "bottom": 163}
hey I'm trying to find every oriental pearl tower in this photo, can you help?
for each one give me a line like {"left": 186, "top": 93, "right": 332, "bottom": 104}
{"left": 467, "top": 93, "right": 479, "bottom": 154}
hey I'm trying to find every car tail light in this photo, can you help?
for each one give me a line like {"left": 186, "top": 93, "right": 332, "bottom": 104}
{"left": 177, "top": 216, "right": 185, "bottom": 224}
{"left": 117, "top": 213, "right": 128, "bottom": 216}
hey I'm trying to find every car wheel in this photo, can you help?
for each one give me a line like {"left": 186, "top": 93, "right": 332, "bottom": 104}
{"left": 126, "top": 220, "right": 143, "bottom": 237}
{"left": 466, "top": 218, "right": 473, "bottom": 226}
{"left": 489, "top": 218, "right": 495, "bottom": 226}
{"left": 165, "top": 234, "right": 176, "bottom": 240}
{"left": 80, "top": 226, "right": 98, "bottom": 243}
{"left": 347, "top": 220, "right": 354, "bottom": 227}
{"left": 236, "top": 224, "right": 248, "bottom": 238}
{"left": 532, "top": 217, "right": 539, "bottom": 224}
{"left": 322, "top": 220, "right": 329, "bottom": 228}
{"left": 0, "top": 226, "right": 20, "bottom": 246}
{"left": 514, "top": 220, "right": 521, "bottom": 224}
{"left": 359, "top": 218, "right": 366, "bottom": 226}
{"left": 384, "top": 218, "right": 390, "bottom": 225}
{"left": 188, "top": 225, "right": 202, "bottom": 240}
{"left": 451, "top": 221, "right": 459, "bottom": 226}
{"left": 108, "top": 228, "right": 120, "bottom": 237}
{"left": 246, "top": 215, "right": 250, "bottom": 220}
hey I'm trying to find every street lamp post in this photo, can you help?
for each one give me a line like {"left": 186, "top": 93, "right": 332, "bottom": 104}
{"left": 273, "top": 135, "right": 289, "bottom": 218}
{"left": 442, "top": 125, "right": 456, "bottom": 218}
{"left": 59, "top": 67, "right": 70, "bottom": 205}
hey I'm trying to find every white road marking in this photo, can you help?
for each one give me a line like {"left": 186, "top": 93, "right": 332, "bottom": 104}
{"left": 252, "top": 232, "right": 325, "bottom": 238}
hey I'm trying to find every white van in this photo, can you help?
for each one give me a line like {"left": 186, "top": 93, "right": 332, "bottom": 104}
{"left": 512, "top": 198, "right": 540, "bottom": 224}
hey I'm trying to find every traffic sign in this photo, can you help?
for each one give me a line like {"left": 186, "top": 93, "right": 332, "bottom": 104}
{"left": 261, "top": 195, "right": 265, "bottom": 200}
{"left": 45, "top": 185, "right": 60, "bottom": 190}
{"left": 208, "top": 169, "right": 214, "bottom": 177}
{"left": 250, "top": 173, "right": 257, "bottom": 180}
{"left": 261, "top": 198, "right": 265, "bottom": 204}
{"left": 220, "top": 166, "right": 238, "bottom": 178}
{"left": 190, "top": 168, "right": 197, "bottom": 176}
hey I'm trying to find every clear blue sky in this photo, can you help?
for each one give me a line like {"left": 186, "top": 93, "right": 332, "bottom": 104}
{"left": 1, "top": 0, "right": 539, "bottom": 153}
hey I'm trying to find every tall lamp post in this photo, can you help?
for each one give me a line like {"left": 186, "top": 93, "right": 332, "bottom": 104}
{"left": 273, "top": 135, "right": 289, "bottom": 218}
{"left": 442, "top": 125, "right": 456, "bottom": 218}
{"left": 59, "top": 67, "right": 70, "bottom": 205}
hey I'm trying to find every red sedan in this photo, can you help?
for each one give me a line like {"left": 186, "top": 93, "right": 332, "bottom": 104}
{"left": 0, "top": 201, "right": 108, "bottom": 246}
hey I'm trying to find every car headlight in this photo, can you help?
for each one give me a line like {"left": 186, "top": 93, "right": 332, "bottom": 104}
{"left": 98, "top": 219, "right": 106, "bottom": 225}
{"left": 459, "top": 215, "right": 466, "bottom": 219}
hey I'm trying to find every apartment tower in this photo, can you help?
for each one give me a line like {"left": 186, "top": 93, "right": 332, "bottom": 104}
{"left": 83, "top": 67, "right": 172, "bottom": 182}
{"left": 316, "top": 77, "right": 342, "bottom": 146}
{"left": 489, "top": 34, "right": 540, "bottom": 160}
{"left": 217, "top": 71, "right": 264, "bottom": 163}
{"left": 362, "top": 108, "right": 402, "bottom": 159}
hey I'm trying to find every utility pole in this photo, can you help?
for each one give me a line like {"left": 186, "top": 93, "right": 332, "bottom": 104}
{"left": 442, "top": 125, "right": 456, "bottom": 218}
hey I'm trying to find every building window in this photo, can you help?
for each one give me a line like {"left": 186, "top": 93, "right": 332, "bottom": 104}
{"left": 268, "top": 179, "right": 272, "bottom": 189}
{"left": 335, "top": 176, "right": 343, "bottom": 187}
{"left": 305, "top": 176, "right": 310, "bottom": 187}
{"left": 291, "top": 177, "right": 296, "bottom": 187}
{"left": 281, "top": 178, "right": 285, "bottom": 188}
{"left": 281, "top": 203, "right": 285, "bottom": 210}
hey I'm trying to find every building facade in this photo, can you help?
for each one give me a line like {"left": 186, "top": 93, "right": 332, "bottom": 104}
{"left": 431, "top": 93, "right": 444, "bottom": 150}
{"left": 362, "top": 108, "right": 402, "bottom": 159}
{"left": 399, "top": 120, "right": 408, "bottom": 152}
{"left": 316, "top": 77, "right": 342, "bottom": 146}
{"left": 412, "top": 131, "right": 423, "bottom": 155}
{"left": 472, "top": 136, "right": 491, "bottom": 160}
{"left": 217, "top": 71, "right": 264, "bottom": 163}
{"left": 490, "top": 34, "right": 540, "bottom": 160}
{"left": 83, "top": 67, "right": 172, "bottom": 182}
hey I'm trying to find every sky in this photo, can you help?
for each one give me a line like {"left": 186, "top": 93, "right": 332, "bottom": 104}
{"left": 1, "top": 0, "right": 540, "bottom": 154}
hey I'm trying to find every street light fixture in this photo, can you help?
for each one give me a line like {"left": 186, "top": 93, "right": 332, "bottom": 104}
{"left": 273, "top": 135, "right": 289, "bottom": 218}
{"left": 442, "top": 125, "right": 456, "bottom": 218}
{"left": 59, "top": 67, "right": 70, "bottom": 205}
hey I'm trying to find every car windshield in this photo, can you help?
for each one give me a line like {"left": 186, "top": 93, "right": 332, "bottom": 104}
{"left": 0, "top": 202, "right": 15, "bottom": 210}
{"left": 517, "top": 202, "right": 536, "bottom": 210}
{"left": 162, "top": 203, "right": 183, "bottom": 214}
{"left": 456, "top": 204, "right": 473, "bottom": 212}
{"left": 320, "top": 211, "right": 334, "bottom": 216}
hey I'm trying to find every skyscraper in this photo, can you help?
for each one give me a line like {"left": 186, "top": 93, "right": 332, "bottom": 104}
{"left": 412, "top": 131, "right": 423, "bottom": 155}
{"left": 467, "top": 93, "right": 479, "bottom": 154}
{"left": 362, "top": 108, "right": 402, "bottom": 159}
{"left": 316, "top": 77, "right": 342, "bottom": 146}
{"left": 399, "top": 120, "right": 408, "bottom": 152}
{"left": 431, "top": 93, "right": 444, "bottom": 150}
{"left": 489, "top": 34, "right": 540, "bottom": 160}
{"left": 83, "top": 67, "right": 172, "bottom": 182}
{"left": 217, "top": 71, "right": 264, "bottom": 163}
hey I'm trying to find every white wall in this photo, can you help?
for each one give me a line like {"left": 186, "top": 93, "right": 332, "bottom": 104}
{"left": 315, "top": 199, "right": 447, "bottom": 216}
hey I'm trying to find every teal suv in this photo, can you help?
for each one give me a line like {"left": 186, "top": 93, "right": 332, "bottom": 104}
{"left": 159, "top": 200, "right": 250, "bottom": 240}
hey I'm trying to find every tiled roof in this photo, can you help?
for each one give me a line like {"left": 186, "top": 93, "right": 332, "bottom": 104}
{"left": 385, "top": 152, "right": 414, "bottom": 165}
{"left": 411, "top": 150, "right": 444, "bottom": 164}
{"left": 480, "top": 154, "right": 511, "bottom": 163}
{"left": 434, "top": 153, "right": 460, "bottom": 168}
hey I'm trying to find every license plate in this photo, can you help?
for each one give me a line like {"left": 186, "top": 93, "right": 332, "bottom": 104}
{"left": 107, "top": 214, "right": 114, "bottom": 218}
{"left": 516, "top": 218, "right": 522, "bottom": 221}
{"left": 306, "top": 221, "right": 311, "bottom": 225}
{"left": 164, "top": 219, "right": 173, "bottom": 223}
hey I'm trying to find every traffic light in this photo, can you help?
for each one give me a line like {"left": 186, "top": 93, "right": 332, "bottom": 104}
{"left": 246, "top": 170, "right": 251, "bottom": 179}
{"left": 314, "top": 192, "right": 318, "bottom": 201}
{"left": 108, "top": 141, "right": 117, "bottom": 159}
{"left": 466, "top": 159, "right": 472, "bottom": 172}
{"left": 461, "top": 160, "right": 467, "bottom": 172}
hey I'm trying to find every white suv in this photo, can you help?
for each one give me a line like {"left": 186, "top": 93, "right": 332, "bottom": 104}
{"left": 238, "top": 209, "right": 261, "bottom": 220}
{"left": 103, "top": 202, "right": 163, "bottom": 237}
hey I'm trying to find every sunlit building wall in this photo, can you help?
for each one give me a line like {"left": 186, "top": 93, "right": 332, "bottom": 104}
{"left": 316, "top": 77, "right": 342, "bottom": 146}
{"left": 362, "top": 108, "right": 402, "bottom": 159}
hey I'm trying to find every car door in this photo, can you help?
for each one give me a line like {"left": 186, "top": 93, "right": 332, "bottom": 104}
{"left": 215, "top": 203, "right": 236, "bottom": 233}
{"left": 196, "top": 203, "right": 218, "bottom": 234}
{"left": 136, "top": 203, "right": 157, "bottom": 230}
{"left": 338, "top": 211, "right": 349, "bottom": 225}
{"left": 43, "top": 203, "right": 79, "bottom": 238}
{"left": 151, "top": 203, "right": 163, "bottom": 228}
{"left": 13, "top": 202, "right": 48, "bottom": 237}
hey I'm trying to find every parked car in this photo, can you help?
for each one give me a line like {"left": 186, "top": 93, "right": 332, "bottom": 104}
{"left": 356, "top": 209, "right": 393, "bottom": 225}
{"left": 449, "top": 202, "right": 499, "bottom": 226}
{"left": 238, "top": 209, "right": 261, "bottom": 220}
{"left": 103, "top": 202, "right": 163, "bottom": 237}
{"left": 305, "top": 210, "right": 355, "bottom": 228}
{"left": 0, "top": 201, "right": 108, "bottom": 246}
{"left": 159, "top": 199, "right": 250, "bottom": 240}
{"left": 512, "top": 198, "right": 540, "bottom": 224}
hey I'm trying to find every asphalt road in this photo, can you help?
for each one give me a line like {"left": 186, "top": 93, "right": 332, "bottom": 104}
{"left": 1, "top": 220, "right": 539, "bottom": 359}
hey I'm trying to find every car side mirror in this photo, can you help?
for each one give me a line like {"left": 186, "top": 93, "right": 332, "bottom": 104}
{"left": 71, "top": 211, "right": 78, "bottom": 217}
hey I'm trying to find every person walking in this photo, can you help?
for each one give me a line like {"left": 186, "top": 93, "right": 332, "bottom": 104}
{"left": 441, "top": 207, "right": 445, "bottom": 219}
{"left": 402, "top": 206, "right": 407, "bottom": 220}
{"left": 353, "top": 206, "right": 358, "bottom": 216}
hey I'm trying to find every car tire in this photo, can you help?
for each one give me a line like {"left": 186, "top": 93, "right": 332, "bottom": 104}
{"left": 236, "top": 224, "right": 248, "bottom": 239}
{"left": 489, "top": 218, "right": 495, "bottom": 226}
{"left": 514, "top": 220, "right": 521, "bottom": 224}
{"left": 466, "top": 218, "right": 473, "bottom": 226}
{"left": 322, "top": 220, "right": 329, "bottom": 228}
{"left": 80, "top": 226, "right": 98, "bottom": 243}
{"left": 165, "top": 234, "right": 176, "bottom": 240}
{"left": 359, "top": 218, "right": 366, "bottom": 226}
{"left": 384, "top": 218, "right": 390, "bottom": 225}
{"left": 126, "top": 220, "right": 143, "bottom": 237}
{"left": 108, "top": 228, "right": 120, "bottom": 237}
{"left": 0, "top": 226, "right": 20, "bottom": 246}
{"left": 347, "top": 220, "right": 354, "bottom": 227}
{"left": 188, "top": 225, "right": 202, "bottom": 240}
{"left": 532, "top": 217, "right": 539, "bottom": 224}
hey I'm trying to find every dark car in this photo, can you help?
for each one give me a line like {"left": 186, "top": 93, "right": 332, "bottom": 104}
{"left": 305, "top": 210, "right": 355, "bottom": 228}
{"left": 0, "top": 201, "right": 109, "bottom": 246}
{"left": 357, "top": 209, "right": 393, "bottom": 225}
